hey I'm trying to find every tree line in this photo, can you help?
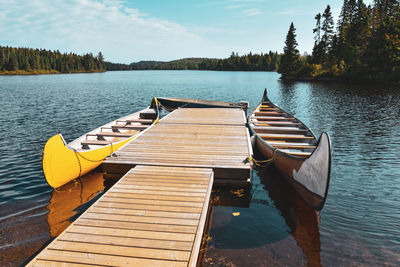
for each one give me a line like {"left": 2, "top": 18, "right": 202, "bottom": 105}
{"left": 0, "top": 46, "right": 105, "bottom": 74}
{"left": 107, "top": 52, "right": 280, "bottom": 72}
{"left": 279, "top": 0, "right": 400, "bottom": 82}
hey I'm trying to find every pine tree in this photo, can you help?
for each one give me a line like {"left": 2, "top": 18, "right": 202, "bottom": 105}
{"left": 312, "top": 13, "right": 324, "bottom": 63}
{"left": 278, "top": 22, "right": 300, "bottom": 77}
{"left": 97, "top": 52, "right": 104, "bottom": 71}
{"left": 321, "top": 5, "right": 334, "bottom": 56}
{"left": 368, "top": 0, "right": 400, "bottom": 73}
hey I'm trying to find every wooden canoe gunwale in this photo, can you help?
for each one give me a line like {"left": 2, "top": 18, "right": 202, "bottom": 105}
{"left": 249, "top": 89, "right": 331, "bottom": 210}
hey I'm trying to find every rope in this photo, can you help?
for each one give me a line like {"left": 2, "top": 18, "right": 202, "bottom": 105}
{"left": 156, "top": 98, "right": 193, "bottom": 112}
{"left": 246, "top": 148, "right": 281, "bottom": 168}
{"left": 156, "top": 99, "right": 176, "bottom": 112}
{"left": 72, "top": 142, "right": 114, "bottom": 177}
{"left": 246, "top": 156, "right": 274, "bottom": 167}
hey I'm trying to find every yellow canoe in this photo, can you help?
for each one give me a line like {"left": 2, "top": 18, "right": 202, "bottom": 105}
{"left": 43, "top": 99, "right": 159, "bottom": 188}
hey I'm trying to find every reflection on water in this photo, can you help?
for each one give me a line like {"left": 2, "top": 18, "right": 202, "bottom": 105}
{"left": 46, "top": 172, "right": 104, "bottom": 237}
{"left": 258, "top": 165, "right": 321, "bottom": 267}
{"left": 203, "top": 164, "right": 322, "bottom": 267}
{"left": 0, "top": 172, "right": 105, "bottom": 266}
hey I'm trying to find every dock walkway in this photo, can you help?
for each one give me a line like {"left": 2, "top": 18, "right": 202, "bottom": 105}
{"left": 28, "top": 165, "right": 213, "bottom": 266}
{"left": 29, "top": 107, "right": 252, "bottom": 266}
{"left": 103, "top": 108, "right": 252, "bottom": 185}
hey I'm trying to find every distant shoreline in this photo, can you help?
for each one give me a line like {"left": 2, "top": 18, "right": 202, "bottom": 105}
{"left": 0, "top": 70, "right": 106, "bottom": 75}
{"left": 281, "top": 76, "right": 400, "bottom": 85}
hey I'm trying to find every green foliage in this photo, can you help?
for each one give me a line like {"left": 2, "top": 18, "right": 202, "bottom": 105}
{"left": 278, "top": 22, "right": 300, "bottom": 77}
{"left": 106, "top": 53, "right": 281, "bottom": 72}
{"left": 286, "top": 0, "right": 400, "bottom": 83}
{"left": 0, "top": 46, "right": 105, "bottom": 74}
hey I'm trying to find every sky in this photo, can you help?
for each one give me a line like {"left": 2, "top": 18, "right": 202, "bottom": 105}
{"left": 0, "top": 0, "right": 374, "bottom": 63}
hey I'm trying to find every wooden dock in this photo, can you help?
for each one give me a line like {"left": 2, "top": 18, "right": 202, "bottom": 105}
{"left": 103, "top": 108, "right": 253, "bottom": 185}
{"left": 28, "top": 165, "right": 213, "bottom": 266}
{"left": 29, "top": 107, "right": 252, "bottom": 266}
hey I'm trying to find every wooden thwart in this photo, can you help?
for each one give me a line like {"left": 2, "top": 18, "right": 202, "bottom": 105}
{"left": 28, "top": 165, "right": 214, "bottom": 267}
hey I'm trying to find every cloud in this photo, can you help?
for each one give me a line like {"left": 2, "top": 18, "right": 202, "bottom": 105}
{"left": 197, "top": 0, "right": 264, "bottom": 8}
{"left": 242, "top": 8, "right": 262, "bottom": 17}
{"left": 0, "top": 0, "right": 212, "bottom": 62}
{"left": 226, "top": 4, "right": 246, "bottom": 9}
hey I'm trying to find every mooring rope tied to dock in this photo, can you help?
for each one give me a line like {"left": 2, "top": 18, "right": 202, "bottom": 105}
{"left": 246, "top": 148, "right": 281, "bottom": 167}
{"left": 72, "top": 143, "right": 114, "bottom": 177}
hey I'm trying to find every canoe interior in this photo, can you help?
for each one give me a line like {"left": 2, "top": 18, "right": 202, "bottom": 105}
{"left": 250, "top": 101, "right": 317, "bottom": 158}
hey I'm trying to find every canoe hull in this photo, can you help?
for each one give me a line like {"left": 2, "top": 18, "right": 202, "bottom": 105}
{"left": 254, "top": 133, "right": 331, "bottom": 210}
{"left": 42, "top": 133, "right": 136, "bottom": 188}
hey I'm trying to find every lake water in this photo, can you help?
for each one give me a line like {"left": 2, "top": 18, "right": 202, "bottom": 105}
{"left": 0, "top": 71, "right": 399, "bottom": 266}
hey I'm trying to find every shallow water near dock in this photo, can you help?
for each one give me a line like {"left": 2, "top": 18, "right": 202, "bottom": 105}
{"left": 0, "top": 71, "right": 399, "bottom": 266}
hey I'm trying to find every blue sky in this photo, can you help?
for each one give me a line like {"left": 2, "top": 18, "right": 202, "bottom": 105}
{"left": 0, "top": 0, "right": 373, "bottom": 63}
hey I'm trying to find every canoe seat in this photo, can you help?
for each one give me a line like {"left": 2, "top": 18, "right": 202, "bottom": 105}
{"left": 278, "top": 149, "right": 312, "bottom": 157}
{"left": 251, "top": 116, "right": 295, "bottom": 121}
{"left": 140, "top": 109, "right": 157, "bottom": 120}
{"left": 267, "top": 141, "right": 316, "bottom": 149}
{"left": 254, "top": 112, "right": 288, "bottom": 117}
{"left": 253, "top": 126, "right": 308, "bottom": 134}
{"left": 81, "top": 140, "right": 111, "bottom": 148}
{"left": 259, "top": 133, "right": 314, "bottom": 140}
{"left": 250, "top": 121, "right": 301, "bottom": 126}
{"left": 257, "top": 108, "right": 279, "bottom": 111}
{"left": 93, "top": 132, "right": 134, "bottom": 138}
{"left": 117, "top": 118, "right": 154, "bottom": 124}
{"left": 112, "top": 125, "right": 148, "bottom": 130}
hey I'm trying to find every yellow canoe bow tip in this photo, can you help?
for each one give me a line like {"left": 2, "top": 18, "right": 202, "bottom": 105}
{"left": 42, "top": 133, "right": 136, "bottom": 189}
{"left": 42, "top": 103, "right": 162, "bottom": 189}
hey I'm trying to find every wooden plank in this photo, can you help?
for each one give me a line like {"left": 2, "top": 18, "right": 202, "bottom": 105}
{"left": 102, "top": 195, "right": 204, "bottom": 207}
{"left": 251, "top": 116, "right": 295, "bottom": 121}
{"left": 250, "top": 121, "right": 301, "bottom": 125}
{"left": 115, "top": 183, "right": 208, "bottom": 192}
{"left": 76, "top": 218, "right": 198, "bottom": 234}
{"left": 96, "top": 201, "right": 202, "bottom": 213}
{"left": 96, "top": 132, "right": 134, "bottom": 137}
{"left": 105, "top": 191, "right": 205, "bottom": 202}
{"left": 278, "top": 149, "right": 312, "bottom": 156}
{"left": 253, "top": 126, "right": 308, "bottom": 132}
{"left": 34, "top": 250, "right": 187, "bottom": 267}
{"left": 254, "top": 111, "right": 287, "bottom": 116}
{"left": 81, "top": 139, "right": 111, "bottom": 146}
{"left": 258, "top": 133, "right": 314, "bottom": 139}
{"left": 60, "top": 232, "right": 194, "bottom": 251}
{"left": 68, "top": 225, "right": 196, "bottom": 241}
{"left": 105, "top": 158, "right": 248, "bottom": 169}
{"left": 119, "top": 180, "right": 209, "bottom": 187}
{"left": 48, "top": 241, "right": 191, "bottom": 261}
{"left": 118, "top": 118, "right": 154, "bottom": 124}
{"left": 112, "top": 125, "right": 148, "bottom": 130}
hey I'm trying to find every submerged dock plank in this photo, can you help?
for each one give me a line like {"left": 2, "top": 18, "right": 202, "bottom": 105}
{"left": 28, "top": 165, "right": 213, "bottom": 267}
{"left": 103, "top": 108, "right": 252, "bottom": 183}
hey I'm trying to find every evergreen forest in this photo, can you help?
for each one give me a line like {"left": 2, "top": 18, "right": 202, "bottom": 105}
{"left": 107, "top": 52, "right": 280, "bottom": 72}
{"left": 279, "top": 0, "right": 400, "bottom": 82}
{"left": 0, "top": 46, "right": 105, "bottom": 74}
